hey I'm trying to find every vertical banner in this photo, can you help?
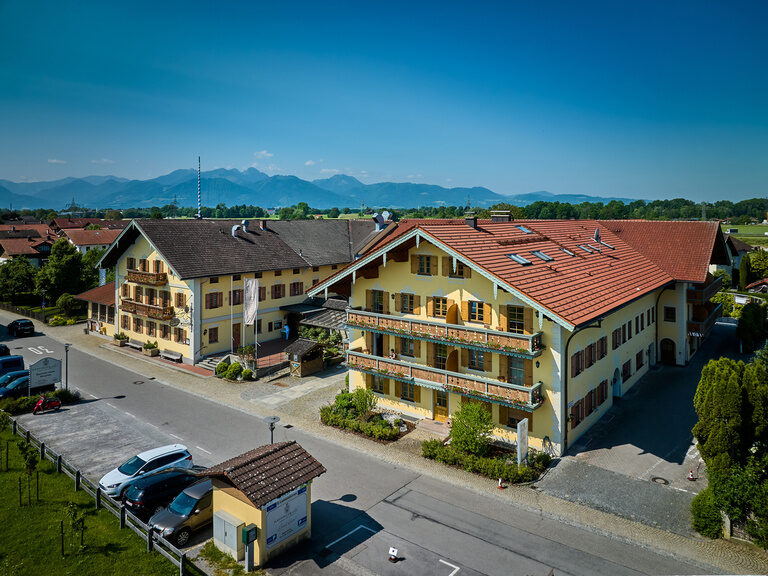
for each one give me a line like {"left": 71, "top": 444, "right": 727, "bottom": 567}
{"left": 517, "top": 418, "right": 529, "bottom": 466}
{"left": 99, "top": 268, "right": 107, "bottom": 286}
{"left": 244, "top": 278, "right": 259, "bottom": 325}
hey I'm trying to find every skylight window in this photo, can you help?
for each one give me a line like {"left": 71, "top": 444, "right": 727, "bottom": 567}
{"left": 578, "top": 244, "right": 593, "bottom": 253}
{"left": 515, "top": 225, "right": 533, "bottom": 234}
{"left": 531, "top": 250, "right": 553, "bottom": 262}
{"left": 561, "top": 248, "right": 575, "bottom": 256}
{"left": 507, "top": 253, "right": 532, "bottom": 266}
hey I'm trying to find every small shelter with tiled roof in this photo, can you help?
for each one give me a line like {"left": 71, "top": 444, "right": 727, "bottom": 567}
{"left": 283, "top": 338, "right": 324, "bottom": 377}
{"left": 75, "top": 281, "right": 116, "bottom": 335}
{"left": 202, "top": 441, "right": 325, "bottom": 566}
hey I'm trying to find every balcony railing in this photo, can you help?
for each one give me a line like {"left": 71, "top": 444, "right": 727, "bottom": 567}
{"left": 120, "top": 298, "right": 174, "bottom": 321}
{"left": 126, "top": 269, "right": 168, "bottom": 286}
{"left": 346, "top": 308, "right": 543, "bottom": 358}
{"left": 346, "top": 349, "right": 544, "bottom": 411}
{"left": 687, "top": 275, "right": 722, "bottom": 305}
{"left": 687, "top": 302, "right": 722, "bottom": 337}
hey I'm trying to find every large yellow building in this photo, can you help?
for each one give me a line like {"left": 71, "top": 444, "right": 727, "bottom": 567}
{"left": 99, "top": 218, "right": 386, "bottom": 364}
{"left": 309, "top": 215, "right": 729, "bottom": 456}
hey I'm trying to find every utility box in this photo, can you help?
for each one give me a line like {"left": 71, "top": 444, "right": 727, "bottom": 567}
{"left": 214, "top": 510, "right": 245, "bottom": 561}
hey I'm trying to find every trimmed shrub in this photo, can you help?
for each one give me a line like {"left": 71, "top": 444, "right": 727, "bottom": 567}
{"left": 215, "top": 361, "right": 228, "bottom": 376}
{"left": 320, "top": 391, "right": 401, "bottom": 441}
{"left": 691, "top": 487, "right": 723, "bottom": 539}
{"left": 450, "top": 401, "right": 493, "bottom": 456}
{"left": 49, "top": 315, "right": 67, "bottom": 326}
{"left": 56, "top": 293, "right": 78, "bottom": 317}
{"left": 66, "top": 318, "right": 76, "bottom": 325}
{"left": 352, "top": 388, "right": 377, "bottom": 421}
{"left": 241, "top": 368, "right": 253, "bottom": 381}
{"left": 224, "top": 362, "right": 243, "bottom": 380}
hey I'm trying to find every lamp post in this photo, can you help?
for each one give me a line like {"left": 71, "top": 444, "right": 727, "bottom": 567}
{"left": 64, "top": 343, "right": 71, "bottom": 391}
{"left": 265, "top": 416, "right": 280, "bottom": 444}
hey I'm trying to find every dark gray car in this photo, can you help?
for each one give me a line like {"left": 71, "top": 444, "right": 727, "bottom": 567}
{"left": 149, "top": 478, "right": 213, "bottom": 547}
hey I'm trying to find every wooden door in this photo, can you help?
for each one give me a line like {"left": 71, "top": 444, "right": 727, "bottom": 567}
{"left": 232, "top": 323, "right": 241, "bottom": 352}
{"left": 433, "top": 389, "right": 449, "bottom": 422}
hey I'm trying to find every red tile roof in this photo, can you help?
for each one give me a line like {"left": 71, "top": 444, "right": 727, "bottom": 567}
{"left": 0, "top": 224, "right": 54, "bottom": 236}
{"left": 745, "top": 278, "right": 768, "bottom": 290}
{"left": 0, "top": 237, "right": 52, "bottom": 256}
{"left": 63, "top": 228, "right": 122, "bottom": 246}
{"left": 51, "top": 218, "right": 126, "bottom": 230}
{"left": 75, "top": 281, "right": 115, "bottom": 306}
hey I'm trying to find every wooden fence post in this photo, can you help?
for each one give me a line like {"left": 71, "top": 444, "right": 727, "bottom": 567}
{"left": 60, "top": 520, "right": 65, "bottom": 557}
{"left": 75, "top": 470, "right": 80, "bottom": 491}
{"left": 120, "top": 505, "right": 126, "bottom": 529}
{"left": 40, "top": 442, "right": 45, "bottom": 460}
{"left": 95, "top": 488, "right": 101, "bottom": 510}
{"left": 147, "top": 527, "right": 154, "bottom": 552}
{"left": 25, "top": 430, "right": 29, "bottom": 443}
{"left": 12, "top": 419, "right": 17, "bottom": 435}
{"left": 57, "top": 455, "right": 62, "bottom": 474}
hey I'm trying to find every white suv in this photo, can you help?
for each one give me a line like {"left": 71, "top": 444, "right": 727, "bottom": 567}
{"left": 99, "top": 444, "right": 193, "bottom": 498}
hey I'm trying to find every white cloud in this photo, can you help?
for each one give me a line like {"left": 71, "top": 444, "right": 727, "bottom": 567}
{"left": 304, "top": 160, "right": 316, "bottom": 166}
{"left": 407, "top": 173, "right": 424, "bottom": 180}
{"left": 254, "top": 150, "right": 274, "bottom": 159}
{"left": 47, "top": 158, "right": 66, "bottom": 164}
{"left": 445, "top": 178, "right": 453, "bottom": 183}
{"left": 91, "top": 158, "right": 115, "bottom": 165}
{"left": 320, "top": 168, "right": 340, "bottom": 174}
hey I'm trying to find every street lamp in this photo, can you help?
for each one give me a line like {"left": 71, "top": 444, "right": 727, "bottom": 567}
{"left": 265, "top": 416, "right": 280, "bottom": 444}
{"left": 64, "top": 343, "right": 71, "bottom": 391}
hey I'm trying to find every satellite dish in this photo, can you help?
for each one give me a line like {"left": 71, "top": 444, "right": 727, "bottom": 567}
{"left": 184, "top": 306, "right": 189, "bottom": 313}
{"left": 169, "top": 318, "right": 180, "bottom": 327}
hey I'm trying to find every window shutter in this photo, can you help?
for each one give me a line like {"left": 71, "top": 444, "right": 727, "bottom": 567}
{"left": 365, "top": 289, "right": 372, "bottom": 311}
{"left": 498, "top": 354, "right": 508, "bottom": 380}
{"left": 382, "top": 334, "right": 389, "bottom": 355}
{"left": 427, "top": 342, "right": 434, "bottom": 365}
{"left": 461, "top": 348, "right": 469, "bottom": 366}
{"left": 571, "top": 403, "right": 579, "bottom": 429}
{"left": 463, "top": 265, "right": 471, "bottom": 279}
{"left": 442, "top": 256, "right": 450, "bottom": 276}
{"left": 383, "top": 292, "right": 390, "bottom": 314}
{"left": 498, "top": 305, "right": 508, "bottom": 331}
{"left": 395, "top": 380, "right": 402, "bottom": 398}
{"left": 430, "top": 256, "right": 437, "bottom": 275}
{"left": 571, "top": 353, "right": 578, "bottom": 378}
{"left": 524, "top": 308, "right": 533, "bottom": 334}
{"left": 410, "top": 255, "right": 418, "bottom": 274}
{"left": 484, "top": 352, "right": 492, "bottom": 373}
{"left": 498, "top": 405, "right": 508, "bottom": 427}
{"left": 413, "top": 339, "right": 421, "bottom": 357}
{"left": 460, "top": 301, "right": 469, "bottom": 321}
{"left": 365, "top": 374, "right": 372, "bottom": 390}
{"left": 394, "top": 293, "right": 402, "bottom": 312}
{"left": 414, "top": 385, "right": 421, "bottom": 404}
{"left": 483, "top": 303, "right": 492, "bottom": 325}
{"left": 414, "top": 295, "right": 421, "bottom": 314}
{"left": 383, "top": 379, "right": 390, "bottom": 395}
{"left": 524, "top": 359, "right": 533, "bottom": 386}
{"left": 427, "top": 297, "right": 434, "bottom": 316}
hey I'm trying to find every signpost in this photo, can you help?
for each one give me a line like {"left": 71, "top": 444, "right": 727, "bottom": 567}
{"left": 28, "top": 357, "right": 62, "bottom": 397}
{"left": 517, "top": 418, "right": 529, "bottom": 466}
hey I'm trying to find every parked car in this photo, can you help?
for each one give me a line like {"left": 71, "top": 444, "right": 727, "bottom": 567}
{"left": 0, "top": 344, "right": 10, "bottom": 357}
{"left": 0, "top": 370, "right": 35, "bottom": 400}
{"left": 150, "top": 478, "right": 213, "bottom": 547}
{"left": 0, "top": 356, "right": 24, "bottom": 377}
{"left": 8, "top": 319, "right": 34, "bottom": 337}
{"left": 123, "top": 468, "right": 201, "bottom": 521}
{"left": 99, "top": 444, "right": 193, "bottom": 498}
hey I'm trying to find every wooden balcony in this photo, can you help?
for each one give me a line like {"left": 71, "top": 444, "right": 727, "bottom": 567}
{"left": 346, "top": 349, "right": 544, "bottom": 411}
{"left": 687, "top": 275, "right": 722, "bottom": 305}
{"left": 120, "top": 298, "right": 174, "bottom": 321}
{"left": 126, "top": 269, "right": 168, "bottom": 286}
{"left": 346, "top": 308, "right": 543, "bottom": 358}
{"left": 687, "top": 302, "right": 722, "bottom": 338}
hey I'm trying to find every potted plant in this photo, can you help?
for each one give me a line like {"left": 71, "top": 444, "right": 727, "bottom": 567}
{"left": 142, "top": 340, "right": 159, "bottom": 356}
{"left": 113, "top": 332, "right": 128, "bottom": 346}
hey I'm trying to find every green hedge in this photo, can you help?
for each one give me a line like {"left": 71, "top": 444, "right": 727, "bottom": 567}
{"left": 0, "top": 389, "right": 80, "bottom": 415}
{"left": 691, "top": 486, "right": 724, "bottom": 539}
{"left": 421, "top": 439, "right": 551, "bottom": 483}
{"left": 320, "top": 404, "right": 400, "bottom": 440}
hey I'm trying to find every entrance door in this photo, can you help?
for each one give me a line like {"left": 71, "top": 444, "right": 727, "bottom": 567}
{"left": 373, "top": 333, "right": 384, "bottom": 357}
{"left": 660, "top": 339, "right": 675, "bottom": 365}
{"left": 612, "top": 367, "right": 622, "bottom": 398}
{"left": 433, "top": 389, "right": 449, "bottom": 422}
{"left": 232, "top": 323, "right": 241, "bottom": 352}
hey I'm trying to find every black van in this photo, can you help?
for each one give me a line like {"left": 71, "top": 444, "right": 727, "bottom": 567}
{"left": 123, "top": 469, "right": 199, "bottom": 521}
{"left": 0, "top": 356, "right": 25, "bottom": 377}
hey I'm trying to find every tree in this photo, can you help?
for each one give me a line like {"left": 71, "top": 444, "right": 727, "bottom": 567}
{"left": 35, "top": 239, "right": 86, "bottom": 302}
{"left": 449, "top": 401, "right": 494, "bottom": 456}
{"left": 56, "top": 293, "right": 78, "bottom": 317}
{"left": 0, "top": 256, "right": 36, "bottom": 304}
{"left": 751, "top": 251, "right": 768, "bottom": 282}
{"left": 740, "top": 254, "right": 752, "bottom": 290}
{"left": 104, "top": 209, "right": 122, "bottom": 220}
{"left": 328, "top": 207, "right": 340, "bottom": 219}
{"left": 352, "top": 388, "right": 377, "bottom": 422}
{"left": 737, "top": 302, "right": 765, "bottom": 353}
{"left": 712, "top": 269, "right": 731, "bottom": 290}
{"left": 81, "top": 247, "right": 106, "bottom": 289}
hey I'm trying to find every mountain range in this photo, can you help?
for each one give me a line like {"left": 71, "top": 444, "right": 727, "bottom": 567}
{"left": 0, "top": 169, "right": 635, "bottom": 210}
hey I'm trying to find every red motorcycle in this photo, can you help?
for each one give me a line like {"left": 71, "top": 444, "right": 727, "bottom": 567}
{"left": 33, "top": 395, "right": 61, "bottom": 414}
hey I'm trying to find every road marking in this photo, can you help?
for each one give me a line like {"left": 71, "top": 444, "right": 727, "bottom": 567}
{"left": 439, "top": 559, "right": 460, "bottom": 575}
{"left": 196, "top": 445, "right": 212, "bottom": 455}
{"left": 146, "top": 423, "right": 158, "bottom": 429}
{"left": 169, "top": 433, "right": 182, "bottom": 440}
{"left": 106, "top": 403, "right": 116, "bottom": 409}
{"left": 124, "top": 411, "right": 136, "bottom": 418}
{"left": 324, "top": 525, "right": 377, "bottom": 549}
{"left": 88, "top": 394, "right": 98, "bottom": 399}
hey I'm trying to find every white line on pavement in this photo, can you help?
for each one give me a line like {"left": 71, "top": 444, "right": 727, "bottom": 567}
{"left": 439, "top": 559, "right": 461, "bottom": 575}
{"left": 196, "top": 445, "right": 212, "bottom": 455}
{"left": 325, "top": 525, "right": 377, "bottom": 549}
{"left": 106, "top": 403, "right": 116, "bottom": 409}
{"left": 88, "top": 393, "right": 98, "bottom": 399}
{"left": 124, "top": 412, "right": 136, "bottom": 418}
{"left": 169, "top": 433, "right": 182, "bottom": 440}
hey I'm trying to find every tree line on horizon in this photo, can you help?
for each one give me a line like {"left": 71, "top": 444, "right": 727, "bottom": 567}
{"left": 2, "top": 196, "right": 768, "bottom": 223}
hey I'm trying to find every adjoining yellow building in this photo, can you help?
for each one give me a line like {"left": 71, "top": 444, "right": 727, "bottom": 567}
{"left": 98, "top": 218, "right": 388, "bottom": 365}
{"left": 308, "top": 215, "right": 729, "bottom": 456}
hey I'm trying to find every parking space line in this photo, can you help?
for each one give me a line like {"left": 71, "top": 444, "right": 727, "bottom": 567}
{"left": 196, "top": 445, "right": 212, "bottom": 455}
{"left": 325, "top": 525, "right": 377, "bottom": 550}
{"left": 124, "top": 411, "right": 136, "bottom": 418}
{"left": 88, "top": 393, "right": 98, "bottom": 399}
{"left": 105, "top": 402, "right": 116, "bottom": 409}
{"left": 439, "top": 559, "right": 460, "bottom": 575}
{"left": 169, "top": 433, "right": 182, "bottom": 440}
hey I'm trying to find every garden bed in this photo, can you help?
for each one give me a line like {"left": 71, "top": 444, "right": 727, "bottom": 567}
{"left": 319, "top": 390, "right": 413, "bottom": 443}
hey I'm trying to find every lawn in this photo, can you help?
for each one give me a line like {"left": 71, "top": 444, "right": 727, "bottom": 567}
{"left": 0, "top": 427, "right": 176, "bottom": 576}
{"left": 721, "top": 223, "right": 768, "bottom": 235}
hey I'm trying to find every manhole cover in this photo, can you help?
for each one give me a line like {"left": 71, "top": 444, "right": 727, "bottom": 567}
{"left": 133, "top": 381, "right": 144, "bottom": 385}
{"left": 651, "top": 476, "right": 669, "bottom": 485}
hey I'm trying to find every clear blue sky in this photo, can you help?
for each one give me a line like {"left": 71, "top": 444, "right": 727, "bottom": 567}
{"left": 1, "top": 1, "right": 766, "bottom": 201}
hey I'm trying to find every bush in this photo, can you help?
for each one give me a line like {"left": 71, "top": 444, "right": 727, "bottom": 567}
{"left": 352, "top": 388, "right": 377, "bottom": 421}
{"left": 224, "top": 362, "right": 243, "bottom": 380}
{"left": 241, "top": 368, "right": 253, "bottom": 381}
{"left": 56, "top": 293, "right": 78, "bottom": 317}
{"left": 691, "top": 487, "right": 723, "bottom": 539}
{"left": 320, "top": 392, "right": 400, "bottom": 441}
{"left": 450, "top": 402, "right": 494, "bottom": 456}
{"left": 143, "top": 340, "right": 158, "bottom": 350}
{"left": 215, "top": 361, "right": 229, "bottom": 376}
{"left": 66, "top": 318, "right": 76, "bottom": 325}
{"left": 49, "top": 315, "right": 67, "bottom": 326}
{"left": 114, "top": 332, "right": 128, "bottom": 341}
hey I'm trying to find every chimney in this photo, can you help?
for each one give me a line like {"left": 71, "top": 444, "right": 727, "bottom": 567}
{"left": 241, "top": 220, "right": 249, "bottom": 232}
{"left": 491, "top": 210, "right": 511, "bottom": 223}
{"left": 259, "top": 220, "right": 268, "bottom": 231}
{"left": 464, "top": 212, "right": 477, "bottom": 229}
{"left": 372, "top": 212, "right": 385, "bottom": 231}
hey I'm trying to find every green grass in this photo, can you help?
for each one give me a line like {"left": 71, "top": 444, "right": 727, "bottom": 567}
{"left": 0, "top": 428, "right": 176, "bottom": 576}
{"left": 721, "top": 223, "right": 768, "bottom": 235}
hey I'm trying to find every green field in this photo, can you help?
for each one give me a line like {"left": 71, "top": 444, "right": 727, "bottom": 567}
{"left": 0, "top": 428, "right": 176, "bottom": 576}
{"left": 721, "top": 223, "right": 768, "bottom": 235}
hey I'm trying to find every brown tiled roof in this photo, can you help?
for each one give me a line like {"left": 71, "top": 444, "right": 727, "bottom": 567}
{"left": 51, "top": 218, "right": 126, "bottom": 230}
{"left": 0, "top": 237, "right": 52, "bottom": 256}
{"left": 0, "top": 224, "right": 54, "bottom": 237}
{"left": 64, "top": 228, "right": 122, "bottom": 246}
{"left": 283, "top": 338, "right": 322, "bottom": 357}
{"left": 202, "top": 441, "right": 325, "bottom": 509}
{"left": 745, "top": 278, "right": 768, "bottom": 290}
{"left": 725, "top": 234, "right": 755, "bottom": 254}
{"left": 75, "top": 281, "right": 115, "bottom": 306}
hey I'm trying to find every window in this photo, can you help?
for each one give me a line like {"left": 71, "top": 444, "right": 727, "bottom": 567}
{"left": 205, "top": 292, "right": 223, "bottom": 309}
{"left": 584, "top": 343, "right": 596, "bottom": 368}
{"left": 636, "top": 350, "right": 644, "bottom": 370}
{"left": 401, "top": 293, "right": 415, "bottom": 313}
{"left": 139, "top": 258, "right": 148, "bottom": 272}
{"left": 531, "top": 250, "right": 553, "bottom": 262}
{"left": 233, "top": 274, "right": 241, "bottom": 281}
{"left": 208, "top": 327, "right": 218, "bottom": 344}
{"left": 127, "top": 257, "right": 136, "bottom": 270}
{"left": 433, "top": 297, "right": 447, "bottom": 317}
{"left": 255, "top": 272, "right": 262, "bottom": 279}
{"left": 312, "top": 266, "right": 319, "bottom": 272}
{"left": 508, "top": 306, "right": 525, "bottom": 334}
{"left": 400, "top": 338, "right": 414, "bottom": 357}
{"left": 434, "top": 343, "right": 448, "bottom": 370}
{"left": 134, "top": 286, "right": 143, "bottom": 303}
{"left": 210, "top": 277, "right": 218, "bottom": 283}
{"left": 331, "top": 264, "right": 338, "bottom": 270}
{"left": 507, "top": 253, "right": 532, "bottom": 266}
{"left": 612, "top": 328, "right": 621, "bottom": 350}
{"left": 231, "top": 289, "right": 244, "bottom": 305}
{"left": 293, "top": 268, "right": 300, "bottom": 274}
{"left": 585, "top": 388, "right": 596, "bottom": 416}
{"left": 635, "top": 316, "right": 639, "bottom": 334}
{"left": 175, "top": 292, "right": 186, "bottom": 308}
{"left": 289, "top": 282, "right": 304, "bottom": 297}
{"left": 598, "top": 336, "right": 608, "bottom": 359}
{"left": 121, "top": 316, "right": 129, "bottom": 330}
{"left": 312, "top": 278, "right": 319, "bottom": 286}
{"left": 267, "top": 322, "right": 273, "bottom": 332}
{"left": 571, "top": 350, "right": 584, "bottom": 377}
{"left": 641, "top": 314, "right": 644, "bottom": 331}
{"left": 647, "top": 309, "right": 651, "bottom": 325}
{"left": 577, "top": 245, "right": 593, "bottom": 253}
{"left": 468, "top": 350, "right": 485, "bottom": 371}
{"left": 627, "top": 321, "right": 632, "bottom": 340}
{"left": 146, "top": 288, "right": 156, "bottom": 306}
{"left": 570, "top": 399, "right": 583, "bottom": 429}
{"left": 274, "top": 320, "right": 283, "bottom": 330}
{"left": 516, "top": 225, "right": 533, "bottom": 234}
{"left": 122, "top": 284, "right": 130, "bottom": 297}
{"left": 509, "top": 357, "right": 524, "bottom": 385}
{"left": 417, "top": 255, "right": 432, "bottom": 275}
{"left": 561, "top": 248, "right": 575, "bottom": 257}
{"left": 174, "top": 327, "right": 186, "bottom": 343}
{"left": 622, "top": 360, "right": 632, "bottom": 381}
{"left": 271, "top": 284, "right": 286, "bottom": 299}
{"left": 372, "top": 376, "right": 386, "bottom": 394}
{"left": 161, "top": 324, "right": 171, "bottom": 340}
{"left": 449, "top": 261, "right": 466, "bottom": 278}
{"left": 259, "top": 286, "right": 266, "bottom": 301}
{"left": 371, "top": 290, "right": 384, "bottom": 314}
{"left": 274, "top": 270, "right": 282, "bottom": 277}
{"left": 664, "top": 306, "right": 676, "bottom": 322}
{"left": 401, "top": 382, "right": 415, "bottom": 401}
{"left": 622, "top": 324, "right": 627, "bottom": 344}
{"left": 133, "top": 317, "right": 143, "bottom": 333}
{"left": 146, "top": 321, "right": 155, "bottom": 337}
{"left": 160, "top": 291, "right": 171, "bottom": 307}
{"left": 469, "top": 301, "right": 484, "bottom": 322}
{"left": 597, "top": 380, "right": 608, "bottom": 405}
{"left": 257, "top": 319, "right": 262, "bottom": 333}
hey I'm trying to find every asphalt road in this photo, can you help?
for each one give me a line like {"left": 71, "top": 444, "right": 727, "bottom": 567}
{"left": 2, "top": 316, "right": 717, "bottom": 576}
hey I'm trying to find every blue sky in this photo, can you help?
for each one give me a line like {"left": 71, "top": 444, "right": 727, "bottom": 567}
{"left": 1, "top": 1, "right": 766, "bottom": 202}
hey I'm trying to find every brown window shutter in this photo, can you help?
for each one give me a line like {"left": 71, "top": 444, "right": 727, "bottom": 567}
{"left": 484, "top": 352, "right": 492, "bottom": 373}
{"left": 410, "top": 255, "right": 418, "bottom": 274}
{"left": 365, "top": 289, "right": 372, "bottom": 311}
{"left": 395, "top": 380, "right": 402, "bottom": 398}
{"left": 364, "top": 332, "right": 372, "bottom": 352}
{"left": 426, "top": 297, "right": 434, "bottom": 316}
{"left": 483, "top": 303, "right": 492, "bottom": 325}
{"left": 414, "top": 385, "right": 421, "bottom": 404}
{"left": 382, "top": 334, "right": 389, "bottom": 354}
{"left": 524, "top": 308, "right": 533, "bottom": 334}
{"left": 413, "top": 295, "right": 421, "bottom": 314}
{"left": 383, "top": 379, "right": 390, "bottom": 395}
{"left": 383, "top": 292, "right": 390, "bottom": 314}
{"left": 498, "top": 354, "right": 508, "bottom": 380}
{"left": 442, "top": 256, "right": 450, "bottom": 276}
{"left": 427, "top": 342, "right": 434, "bottom": 365}
{"left": 463, "top": 265, "right": 471, "bottom": 279}
{"left": 571, "top": 404, "right": 579, "bottom": 429}
{"left": 498, "top": 405, "right": 508, "bottom": 426}
{"left": 498, "top": 305, "right": 508, "bottom": 331}
{"left": 461, "top": 348, "right": 469, "bottom": 366}
{"left": 413, "top": 339, "right": 421, "bottom": 357}
{"left": 365, "top": 374, "right": 372, "bottom": 389}
{"left": 571, "top": 354, "right": 577, "bottom": 378}
{"left": 524, "top": 359, "right": 533, "bottom": 385}
{"left": 430, "top": 256, "right": 437, "bottom": 275}
{"left": 394, "top": 293, "right": 401, "bottom": 312}
{"left": 460, "top": 300, "right": 469, "bottom": 322}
